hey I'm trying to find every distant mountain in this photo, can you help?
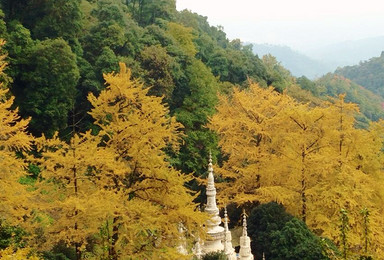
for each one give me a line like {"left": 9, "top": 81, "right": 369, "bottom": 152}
{"left": 251, "top": 43, "right": 331, "bottom": 79}
{"left": 303, "top": 35, "right": 384, "bottom": 69}
{"left": 335, "top": 51, "right": 384, "bottom": 98}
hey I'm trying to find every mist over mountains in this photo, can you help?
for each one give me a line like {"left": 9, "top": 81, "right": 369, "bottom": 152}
{"left": 251, "top": 35, "right": 384, "bottom": 79}
{"left": 305, "top": 35, "right": 384, "bottom": 68}
{"left": 251, "top": 44, "right": 330, "bottom": 79}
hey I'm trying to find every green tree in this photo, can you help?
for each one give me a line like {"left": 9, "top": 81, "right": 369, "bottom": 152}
{"left": 138, "top": 45, "right": 175, "bottom": 101}
{"left": 4, "top": 21, "right": 34, "bottom": 81}
{"left": 125, "top": 0, "right": 176, "bottom": 26}
{"left": 223, "top": 41, "right": 267, "bottom": 86}
{"left": 262, "top": 54, "right": 293, "bottom": 92}
{"left": 248, "top": 202, "right": 327, "bottom": 260}
{"left": 1, "top": 0, "right": 82, "bottom": 42}
{"left": 173, "top": 59, "right": 219, "bottom": 176}
{"left": 270, "top": 218, "right": 327, "bottom": 260}
{"left": 248, "top": 202, "right": 294, "bottom": 260}
{"left": 297, "top": 76, "right": 320, "bottom": 96}
{"left": 32, "top": 0, "right": 82, "bottom": 41}
{"left": 167, "top": 22, "right": 197, "bottom": 57}
{"left": 16, "top": 38, "right": 80, "bottom": 137}
{"left": 201, "top": 251, "right": 227, "bottom": 260}
{"left": 94, "top": 46, "right": 119, "bottom": 82}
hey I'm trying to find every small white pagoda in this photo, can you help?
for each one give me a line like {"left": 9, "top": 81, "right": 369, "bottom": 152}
{"left": 201, "top": 153, "right": 225, "bottom": 254}
{"left": 223, "top": 207, "right": 237, "bottom": 260}
{"left": 239, "top": 213, "right": 254, "bottom": 260}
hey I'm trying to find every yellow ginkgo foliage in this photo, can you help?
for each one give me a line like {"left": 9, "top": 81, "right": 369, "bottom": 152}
{"left": 35, "top": 131, "right": 121, "bottom": 258}
{"left": 0, "top": 39, "right": 33, "bottom": 225}
{"left": 88, "top": 63, "right": 205, "bottom": 259}
{"left": 0, "top": 247, "right": 41, "bottom": 260}
{"left": 209, "top": 83, "right": 295, "bottom": 205}
{"left": 210, "top": 83, "right": 384, "bottom": 258}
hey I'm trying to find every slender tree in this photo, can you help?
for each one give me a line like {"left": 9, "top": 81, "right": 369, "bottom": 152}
{"left": 339, "top": 208, "right": 350, "bottom": 260}
{"left": 35, "top": 131, "right": 119, "bottom": 259}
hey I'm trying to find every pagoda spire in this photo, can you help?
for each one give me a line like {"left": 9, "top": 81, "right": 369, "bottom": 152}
{"left": 205, "top": 152, "right": 221, "bottom": 222}
{"left": 242, "top": 212, "right": 248, "bottom": 237}
{"left": 201, "top": 152, "right": 224, "bottom": 254}
{"left": 223, "top": 207, "right": 237, "bottom": 260}
{"left": 239, "top": 211, "right": 254, "bottom": 260}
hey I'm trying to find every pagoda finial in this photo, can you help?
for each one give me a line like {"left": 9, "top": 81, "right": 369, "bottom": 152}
{"left": 207, "top": 151, "right": 214, "bottom": 184}
{"left": 224, "top": 206, "right": 228, "bottom": 252}
{"left": 224, "top": 206, "right": 229, "bottom": 232}
{"left": 242, "top": 210, "right": 248, "bottom": 237}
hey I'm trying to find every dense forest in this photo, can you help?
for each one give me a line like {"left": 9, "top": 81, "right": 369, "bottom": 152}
{"left": 1, "top": 0, "right": 384, "bottom": 259}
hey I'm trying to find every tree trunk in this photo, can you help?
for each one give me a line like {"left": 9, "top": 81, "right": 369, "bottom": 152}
{"left": 301, "top": 151, "right": 307, "bottom": 223}
{"left": 109, "top": 216, "right": 120, "bottom": 260}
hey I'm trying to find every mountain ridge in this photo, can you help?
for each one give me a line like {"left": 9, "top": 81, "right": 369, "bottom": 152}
{"left": 249, "top": 35, "right": 384, "bottom": 79}
{"left": 251, "top": 43, "right": 330, "bottom": 79}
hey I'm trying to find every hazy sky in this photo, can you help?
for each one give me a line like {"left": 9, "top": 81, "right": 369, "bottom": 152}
{"left": 176, "top": 0, "right": 384, "bottom": 51}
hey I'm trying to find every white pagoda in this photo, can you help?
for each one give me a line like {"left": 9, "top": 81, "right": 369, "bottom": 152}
{"left": 239, "top": 213, "right": 254, "bottom": 260}
{"left": 201, "top": 153, "right": 225, "bottom": 254}
{"left": 223, "top": 207, "right": 237, "bottom": 260}
{"left": 191, "top": 153, "right": 255, "bottom": 260}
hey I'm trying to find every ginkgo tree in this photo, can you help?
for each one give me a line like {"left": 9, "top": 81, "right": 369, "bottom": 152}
{"left": 0, "top": 39, "right": 33, "bottom": 226}
{"left": 209, "top": 82, "right": 384, "bottom": 258}
{"left": 35, "top": 131, "right": 121, "bottom": 259}
{"left": 88, "top": 63, "right": 206, "bottom": 259}
{"left": 307, "top": 96, "right": 384, "bottom": 256}
{"left": 30, "top": 62, "right": 206, "bottom": 259}
{"left": 0, "top": 39, "right": 41, "bottom": 258}
{"left": 271, "top": 103, "right": 332, "bottom": 223}
{"left": 209, "top": 83, "right": 295, "bottom": 205}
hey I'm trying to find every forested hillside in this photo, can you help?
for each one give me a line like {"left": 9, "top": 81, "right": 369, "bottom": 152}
{"left": 1, "top": 0, "right": 384, "bottom": 259}
{"left": 336, "top": 51, "right": 384, "bottom": 97}
{"left": 0, "top": 0, "right": 294, "bottom": 176}
{"left": 312, "top": 73, "right": 384, "bottom": 127}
